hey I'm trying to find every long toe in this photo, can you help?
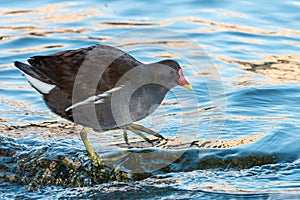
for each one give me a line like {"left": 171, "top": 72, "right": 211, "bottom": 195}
{"left": 130, "top": 124, "right": 165, "bottom": 139}
{"left": 126, "top": 125, "right": 153, "bottom": 144}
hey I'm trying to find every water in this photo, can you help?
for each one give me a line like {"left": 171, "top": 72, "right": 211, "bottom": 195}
{"left": 1, "top": 0, "right": 300, "bottom": 198}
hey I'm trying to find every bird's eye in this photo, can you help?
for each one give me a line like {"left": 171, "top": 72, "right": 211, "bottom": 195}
{"left": 169, "top": 70, "right": 175, "bottom": 75}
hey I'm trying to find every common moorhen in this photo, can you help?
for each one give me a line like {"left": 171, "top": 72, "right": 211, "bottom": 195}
{"left": 14, "top": 44, "right": 192, "bottom": 160}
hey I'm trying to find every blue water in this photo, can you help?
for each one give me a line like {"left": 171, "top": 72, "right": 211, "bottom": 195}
{"left": 1, "top": 0, "right": 300, "bottom": 198}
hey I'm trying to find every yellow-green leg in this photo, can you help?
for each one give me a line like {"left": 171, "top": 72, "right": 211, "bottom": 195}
{"left": 123, "top": 127, "right": 129, "bottom": 145}
{"left": 121, "top": 124, "right": 165, "bottom": 144}
{"left": 86, "top": 124, "right": 165, "bottom": 148}
{"left": 130, "top": 124, "right": 165, "bottom": 139}
{"left": 79, "top": 127, "right": 102, "bottom": 164}
{"left": 126, "top": 125, "right": 153, "bottom": 143}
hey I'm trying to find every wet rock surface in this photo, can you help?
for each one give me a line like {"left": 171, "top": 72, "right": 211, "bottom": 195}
{"left": 0, "top": 135, "right": 130, "bottom": 189}
{"left": 0, "top": 122, "right": 274, "bottom": 187}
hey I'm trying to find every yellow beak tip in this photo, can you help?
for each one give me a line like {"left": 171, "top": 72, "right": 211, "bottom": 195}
{"left": 183, "top": 84, "right": 193, "bottom": 90}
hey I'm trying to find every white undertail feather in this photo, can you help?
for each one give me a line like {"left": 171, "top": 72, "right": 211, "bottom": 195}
{"left": 65, "top": 85, "right": 124, "bottom": 112}
{"left": 24, "top": 74, "right": 55, "bottom": 94}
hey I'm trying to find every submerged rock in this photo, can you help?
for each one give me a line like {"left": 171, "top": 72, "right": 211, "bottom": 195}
{"left": 0, "top": 135, "right": 131, "bottom": 188}
{"left": 0, "top": 123, "right": 276, "bottom": 187}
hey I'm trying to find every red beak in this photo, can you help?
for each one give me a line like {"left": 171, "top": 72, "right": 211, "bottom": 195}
{"left": 178, "top": 69, "right": 192, "bottom": 90}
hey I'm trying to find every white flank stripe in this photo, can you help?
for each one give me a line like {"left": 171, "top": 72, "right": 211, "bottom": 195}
{"left": 65, "top": 95, "right": 97, "bottom": 112}
{"left": 95, "top": 99, "right": 104, "bottom": 104}
{"left": 24, "top": 74, "right": 55, "bottom": 94}
{"left": 65, "top": 85, "right": 123, "bottom": 112}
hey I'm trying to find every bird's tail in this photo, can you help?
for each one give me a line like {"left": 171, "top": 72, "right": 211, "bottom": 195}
{"left": 14, "top": 61, "right": 37, "bottom": 77}
{"left": 14, "top": 61, "right": 55, "bottom": 94}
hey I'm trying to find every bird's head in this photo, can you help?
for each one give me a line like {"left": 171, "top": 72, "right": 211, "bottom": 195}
{"left": 155, "top": 59, "right": 192, "bottom": 90}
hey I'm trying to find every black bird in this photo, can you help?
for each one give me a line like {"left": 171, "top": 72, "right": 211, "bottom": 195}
{"left": 14, "top": 44, "right": 192, "bottom": 160}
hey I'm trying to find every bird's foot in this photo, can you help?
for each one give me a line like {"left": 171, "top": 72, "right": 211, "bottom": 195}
{"left": 122, "top": 124, "right": 165, "bottom": 145}
{"left": 79, "top": 127, "right": 105, "bottom": 166}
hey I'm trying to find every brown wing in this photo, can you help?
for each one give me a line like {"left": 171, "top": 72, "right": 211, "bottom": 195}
{"left": 28, "top": 45, "right": 96, "bottom": 95}
{"left": 28, "top": 44, "right": 141, "bottom": 100}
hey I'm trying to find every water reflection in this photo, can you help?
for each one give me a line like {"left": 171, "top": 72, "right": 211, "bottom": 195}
{"left": 220, "top": 54, "right": 300, "bottom": 84}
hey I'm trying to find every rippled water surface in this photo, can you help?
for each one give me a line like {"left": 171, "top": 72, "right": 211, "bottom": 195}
{"left": 1, "top": 0, "right": 300, "bottom": 199}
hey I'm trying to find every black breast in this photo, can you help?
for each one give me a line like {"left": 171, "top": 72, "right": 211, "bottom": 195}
{"left": 129, "top": 83, "right": 169, "bottom": 122}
